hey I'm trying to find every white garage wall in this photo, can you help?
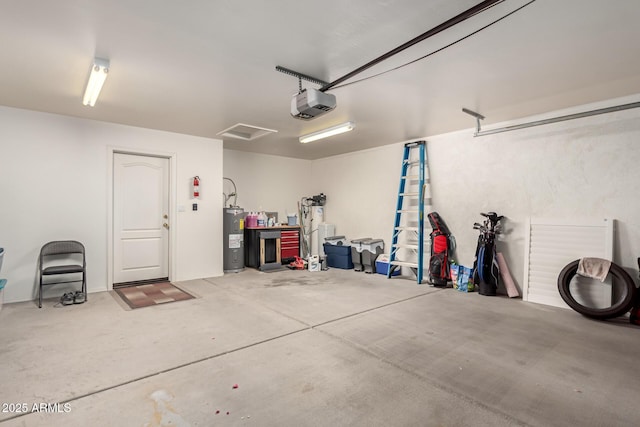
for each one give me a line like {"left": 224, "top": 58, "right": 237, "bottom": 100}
{"left": 309, "top": 143, "right": 404, "bottom": 241}
{"left": 310, "top": 96, "right": 640, "bottom": 293}
{"left": 4, "top": 93, "right": 638, "bottom": 303}
{"left": 0, "top": 106, "right": 224, "bottom": 303}
{"left": 222, "top": 149, "right": 311, "bottom": 222}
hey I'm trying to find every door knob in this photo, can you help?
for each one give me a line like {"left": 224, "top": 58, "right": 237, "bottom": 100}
{"left": 163, "top": 214, "right": 168, "bottom": 219}
{"left": 163, "top": 223, "right": 170, "bottom": 229}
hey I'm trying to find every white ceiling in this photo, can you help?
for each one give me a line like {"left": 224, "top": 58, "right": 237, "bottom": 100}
{"left": 2, "top": 0, "right": 640, "bottom": 160}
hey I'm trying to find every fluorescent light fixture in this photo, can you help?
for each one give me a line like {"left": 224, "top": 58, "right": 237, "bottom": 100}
{"left": 299, "top": 121, "right": 355, "bottom": 143}
{"left": 82, "top": 58, "right": 110, "bottom": 106}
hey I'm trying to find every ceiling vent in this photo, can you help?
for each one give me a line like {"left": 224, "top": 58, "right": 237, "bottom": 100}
{"left": 216, "top": 123, "right": 278, "bottom": 141}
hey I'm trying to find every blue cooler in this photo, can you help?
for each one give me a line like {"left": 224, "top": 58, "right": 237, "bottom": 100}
{"left": 375, "top": 254, "right": 400, "bottom": 276}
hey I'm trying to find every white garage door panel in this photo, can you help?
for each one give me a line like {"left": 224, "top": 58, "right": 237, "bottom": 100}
{"left": 523, "top": 218, "right": 614, "bottom": 309}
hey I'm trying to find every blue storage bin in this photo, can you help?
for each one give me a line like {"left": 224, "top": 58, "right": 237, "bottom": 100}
{"left": 323, "top": 243, "right": 354, "bottom": 269}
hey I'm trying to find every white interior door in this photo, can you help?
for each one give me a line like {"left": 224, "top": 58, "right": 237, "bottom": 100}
{"left": 113, "top": 153, "right": 170, "bottom": 284}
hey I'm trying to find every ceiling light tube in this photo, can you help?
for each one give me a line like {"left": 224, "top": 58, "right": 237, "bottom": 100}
{"left": 82, "top": 58, "right": 110, "bottom": 106}
{"left": 299, "top": 121, "right": 355, "bottom": 143}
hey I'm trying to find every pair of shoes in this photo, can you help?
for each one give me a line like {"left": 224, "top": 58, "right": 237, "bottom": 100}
{"left": 73, "top": 291, "right": 86, "bottom": 304}
{"left": 60, "top": 293, "right": 74, "bottom": 306}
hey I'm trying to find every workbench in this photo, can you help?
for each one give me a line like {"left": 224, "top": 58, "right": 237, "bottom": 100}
{"left": 244, "top": 225, "right": 301, "bottom": 270}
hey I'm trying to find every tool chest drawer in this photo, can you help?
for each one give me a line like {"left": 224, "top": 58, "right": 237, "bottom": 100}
{"left": 280, "top": 229, "right": 300, "bottom": 258}
{"left": 280, "top": 230, "right": 300, "bottom": 245}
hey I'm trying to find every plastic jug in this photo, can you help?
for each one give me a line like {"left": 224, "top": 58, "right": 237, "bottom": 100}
{"left": 257, "top": 212, "right": 266, "bottom": 227}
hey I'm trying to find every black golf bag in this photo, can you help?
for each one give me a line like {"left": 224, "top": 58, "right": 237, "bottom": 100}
{"left": 630, "top": 258, "right": 640, "bottom": 326}
{"left": 472, "top": 212, "right": 504, "bottom": 296}
{"left": 428, "top": 212, "right": 453, "bottom": 287}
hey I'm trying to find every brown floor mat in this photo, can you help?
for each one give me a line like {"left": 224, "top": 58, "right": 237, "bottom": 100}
{"left": 114, "top": 282, "right": 195, "bottom": 309}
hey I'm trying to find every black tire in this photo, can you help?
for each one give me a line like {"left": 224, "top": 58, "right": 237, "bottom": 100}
{"left": 558, "top": 259, "right": 637, "bottom": 320}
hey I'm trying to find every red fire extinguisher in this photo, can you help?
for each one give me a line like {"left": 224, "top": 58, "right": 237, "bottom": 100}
{"left": 192, "top": 176, "right": 200, "bottom": 199}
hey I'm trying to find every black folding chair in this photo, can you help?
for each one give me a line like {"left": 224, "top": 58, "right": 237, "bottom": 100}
{"left": 38, "top": 241, "right": 86, "bottom": 308}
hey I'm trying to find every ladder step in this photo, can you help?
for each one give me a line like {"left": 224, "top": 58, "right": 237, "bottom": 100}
{"left": 392, "top": 244, "right": 418, "bottom": 249}
{"left": 396, "top": 209, "right": 418, "bottom": 213}
{"left": 395, "top": 226, "right": 418, "bottom": 231}
{"left": 390, "top": 261, "right": 419, "bottom": 268}
{"left": 399, "top": 192, "right": 419, "bottom": 197}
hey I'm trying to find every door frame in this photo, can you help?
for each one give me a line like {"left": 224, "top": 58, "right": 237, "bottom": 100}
{"left": 107, "top": 146, "right": 178, "bottom": 291}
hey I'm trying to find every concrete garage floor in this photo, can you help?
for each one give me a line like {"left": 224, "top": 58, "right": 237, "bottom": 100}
{"left": 0, "top": 268, "right": 638, "bottom": 426}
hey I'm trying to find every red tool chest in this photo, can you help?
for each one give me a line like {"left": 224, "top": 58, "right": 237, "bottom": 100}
{"left": 280, "top": 229, "right": 300, "bottom": 260}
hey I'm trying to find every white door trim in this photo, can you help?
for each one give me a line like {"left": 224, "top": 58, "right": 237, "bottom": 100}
{"left": 107, "top": 146, "right": 178, "bottom": 291}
